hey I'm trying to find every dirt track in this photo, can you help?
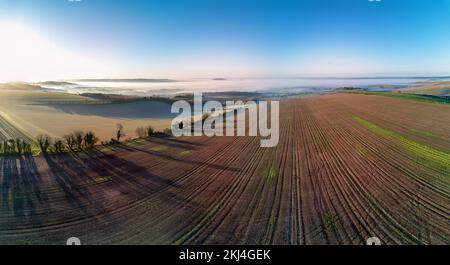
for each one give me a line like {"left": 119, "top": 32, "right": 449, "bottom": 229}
{"left": 0, "top": 93, "right": 449, "bottom": 245}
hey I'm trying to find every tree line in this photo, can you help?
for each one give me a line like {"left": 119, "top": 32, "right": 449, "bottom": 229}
{"left": 0, "top": 124, "right": 173, "bottom": 156}
{"left": 0, "top": 138, "right": 33, "bottom": 156}
{"left": 36, "top": 130, "right": 99, "bottom": 154}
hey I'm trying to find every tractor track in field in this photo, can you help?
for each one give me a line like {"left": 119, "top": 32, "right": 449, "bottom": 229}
{"left": 0, "top": 93, "right": 448, "bottom": 245}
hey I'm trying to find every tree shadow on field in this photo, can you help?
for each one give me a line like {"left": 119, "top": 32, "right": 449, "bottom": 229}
{"left": 17, "top": 154, "right": 49, "bottom": 219}
{"left": 42, "top": 153, "right": 133, "bottom": 237}
{"left": 1, "top": 156, "right": 19, "bottom": 212}
{"left": 104, "top": 143, "right": 135, "bottom": 152}
{"left": 96, "top": 137, "right": 203, "bottom": 156}
{"left": 44, "top": 154, "right": 97, "bottom": 211}
{"left": 79, "top": 149, "right": 201, "bottom": 226}
{"left": 148, "top": 137, "right": 203, "bottom": 149}
{"left": 0, "top": 150, "right": 199, "bottom": 243}
{"left": 125, "top": 144, "right": 240, "bottom": 172}
{"left": 111, "top": 137, "right": 202, "bottom": 151}
{"left": 0, "top": 154, "right": 48, "bottom": 226}
{"left": 46, "top": 150, "right": 196, "bottom": 217}
{"left": 87, "top": 149, "right": 183, "bottom": 192}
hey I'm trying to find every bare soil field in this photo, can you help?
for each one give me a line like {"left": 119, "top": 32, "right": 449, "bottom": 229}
{"left": 0, "top": 89, "right": 172, "bottom": 140}
{"left": 0, "top": 93, "right": 448, "bottom": 245}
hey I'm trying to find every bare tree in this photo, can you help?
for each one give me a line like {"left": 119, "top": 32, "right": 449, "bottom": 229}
{"left": 25, "top": 142, "right": 32, "bottom": 155}
{"left": 64, "top": 133, "right": 76, "bottom": 151}
{"left": 16, "top": 139, "right": 23, "bottom": 155}
{"left": 8, "top": 139, "right": 16, "bottom": 155}
{"left": 135, "top": 126, "right": 147, "bottom": 139}
{"left": 83, "top": 131, "right": 98, "bottom": 149}
{"left": 163, "top": 128, "right": 172, "bottom": 137}
{"left": 53, "top": 139, "right": 65, "bottom": 153}
{"left": 74, "top": 131, "right": 84, "bottom": 150}
{"left": 146, "top": 125, "right": 155, "bottom": 137}
{"left": 116, "top": 124, "right": 125, "bottom": 142}
{"left": 37, "top": 134, "right": 52, "bottom": 154}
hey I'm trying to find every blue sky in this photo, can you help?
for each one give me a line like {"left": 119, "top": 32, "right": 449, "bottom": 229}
{"left": 0, "top": 0, "right": 449, "bottom": 81}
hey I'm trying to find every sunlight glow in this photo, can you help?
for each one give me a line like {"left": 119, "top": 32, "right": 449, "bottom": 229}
{"left": 0, "top": 21, "right": 109, "bottom": 82}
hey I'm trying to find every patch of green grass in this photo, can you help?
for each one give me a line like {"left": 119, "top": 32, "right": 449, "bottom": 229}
{"left": 409, "top": 128, "right": 437, "bottom": 139}
{"left": 149, "top": 146, "right": 167, "bottom": 152}
{"left": 84, "top": 176, "right": 112, "bottom": 186}
{"left": 322, "top": 213, "right": 339, "bottom": 231}
{"left": 409, "top": 128, "right": 450, "bottom": 143}
{"left": 267, "top": 167, "right": 278, "bottom": 181}
{"left": 354, "top": 116, "right": 450, "bottom": 175}
{"left": 352, "top": 91, "right": 450, "bottom": 104}
{"left": 178, "top": 150, "right": 192, "bottom": 157}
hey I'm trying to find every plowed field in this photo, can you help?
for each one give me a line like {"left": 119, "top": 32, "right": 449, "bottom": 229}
{"left": 0, "top": 93, "right": 448, "bottom": 245}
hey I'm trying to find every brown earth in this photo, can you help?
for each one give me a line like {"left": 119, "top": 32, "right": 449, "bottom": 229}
{"left": 0, "top": 93, "right": 448, "bottom": 245}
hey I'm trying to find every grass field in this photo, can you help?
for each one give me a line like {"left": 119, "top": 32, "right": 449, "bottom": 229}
{"left": 350, "top": 91, "right": 450, "bottom": 104}
{"left": 0, "top": 93, "right": 448, "bottom": 245}
{"left": 400, "top": 82, "right": 450, "bottom": 97}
